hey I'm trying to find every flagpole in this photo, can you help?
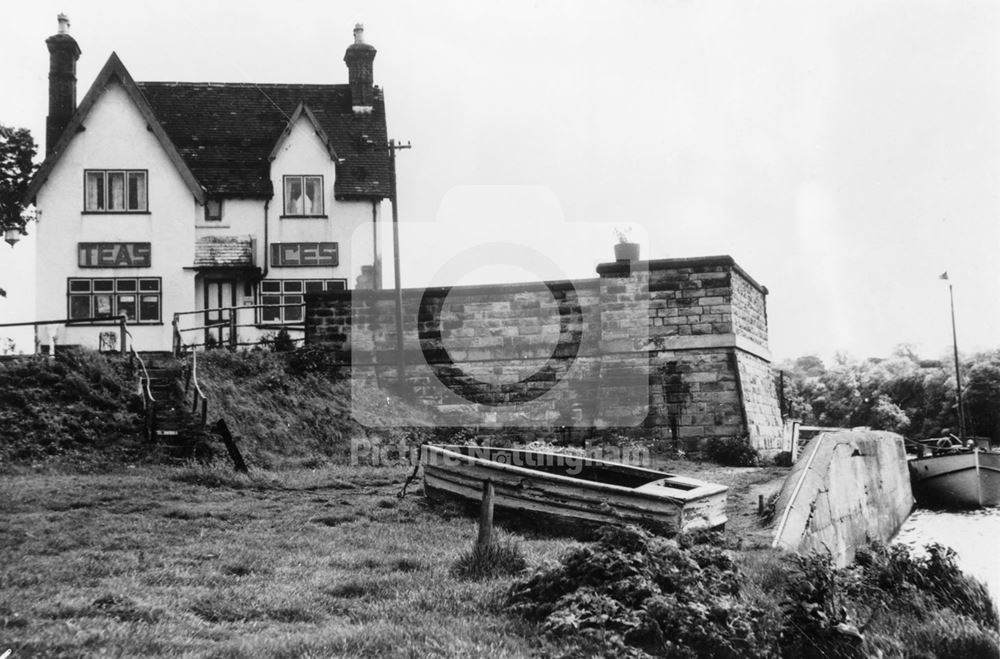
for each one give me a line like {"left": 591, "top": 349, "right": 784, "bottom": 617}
{"left": 944, "top": 274, "right": 967, "bottom": 439}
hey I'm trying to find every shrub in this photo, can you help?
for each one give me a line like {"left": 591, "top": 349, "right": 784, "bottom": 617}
{"left": 272, "top": 327, "right": 295, "bottom": 352}
{"left": 706, "top": 436, "right": 760, "bottom": 467}
{"left": 773, "top": 450, "right": 793, "bottom": 467}
{"left": 508, "top": 525, "right": 772, "bottom": 657}
{"left": 285, "top": 343, "right": 345, "bottom": 377}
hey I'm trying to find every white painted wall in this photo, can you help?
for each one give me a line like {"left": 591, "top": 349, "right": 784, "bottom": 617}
{"left": 35, "top": 81, "right": 199, "bottom": 352}
{"left": 33, "top": 92, "right": 385, "bottom": 353}
{"left": 267, "top": 116, "right": 379, "bottom": 287}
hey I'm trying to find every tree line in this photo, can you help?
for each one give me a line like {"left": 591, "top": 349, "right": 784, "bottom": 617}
{"left": 776, "top": 346, "right": 1000, "bottom": 440}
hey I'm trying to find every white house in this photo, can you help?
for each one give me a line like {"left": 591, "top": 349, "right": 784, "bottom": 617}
{"left": 26, "top": 16, "right": 391, "bottom": 353}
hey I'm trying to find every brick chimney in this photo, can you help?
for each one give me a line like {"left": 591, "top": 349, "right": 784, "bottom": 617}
{"left": 45, "top": 14, "right": 81, "bottom": 156}
{"left": 343, "top": 23, "right": 376, "bottom": 112}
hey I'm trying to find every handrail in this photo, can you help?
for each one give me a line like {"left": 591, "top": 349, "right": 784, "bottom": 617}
{"left": 173, "top": 302, "right": 306, "bottom": 319}
{"left": 172, "top": 301, "right": 310, "bottom": 355}
{"left": 119, "top": 316, "right": 157, "bottom": 441}
{"left": 187, "top": 346, "right": 208, "bottom": 426}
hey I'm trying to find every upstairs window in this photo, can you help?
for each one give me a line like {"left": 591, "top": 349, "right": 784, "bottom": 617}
{"left": 205, "top": 198, "right": 223, "bottom": 222}
{"left": 85, "top": 170, "right": 148, "bottom": 212}
{"left": 283, "top": 175, "right": 324, "bottom": 216}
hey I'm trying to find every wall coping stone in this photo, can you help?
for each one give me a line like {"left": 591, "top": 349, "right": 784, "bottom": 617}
{"left": 306, "top": 277, "right": 601, "bottom": 303}
{"left": 596, "top": 255, "right": 768, "bottom": 295}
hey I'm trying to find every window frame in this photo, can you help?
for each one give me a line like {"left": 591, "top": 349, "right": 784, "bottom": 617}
{"left": 67, "top": 277, "right": 162, "bottom": 324}
{"left": 204, "top": 198, "right": 223, "bottom": 222}
{"left": 259, "top": 278, "right": 345, "bottom": 324}
{"left": 83, "top": 169, "right": 149, "bottom": 213}
{"left": 281, "top": 175, "right": 326, "bottom": 217}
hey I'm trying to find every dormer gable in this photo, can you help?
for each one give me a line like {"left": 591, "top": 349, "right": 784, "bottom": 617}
{"left": 268, "top": 103, "right": 340, "bottom": 164}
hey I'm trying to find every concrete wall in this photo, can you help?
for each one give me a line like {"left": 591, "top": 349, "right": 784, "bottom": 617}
{"left": 307, "top": 255, "right": 786, "bottom": 450}
{"left": 772, "top": 431, "right": 914, "bottom": 567}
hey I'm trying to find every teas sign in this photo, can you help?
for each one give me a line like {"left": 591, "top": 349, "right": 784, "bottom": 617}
{"left": 271, "top": 242, "right": 338, "bottom": 267}
{"left": 78, "top": 243, "right": 151, "bottom": 268}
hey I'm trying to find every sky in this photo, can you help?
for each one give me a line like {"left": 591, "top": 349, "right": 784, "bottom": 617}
{"left": 0, "top": 0, "right": 997, "bottom": 362}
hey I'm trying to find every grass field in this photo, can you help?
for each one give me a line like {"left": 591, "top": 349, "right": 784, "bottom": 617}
{"left": 0, "top": 463, "right": 570, "bottom": 657}
{"left": 0, "top": 459, "right": 785, "bottom": 658}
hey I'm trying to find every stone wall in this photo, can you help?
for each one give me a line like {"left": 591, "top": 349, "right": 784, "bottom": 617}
{"left": 306, "top": 255, "right": 785, "bottom": 451}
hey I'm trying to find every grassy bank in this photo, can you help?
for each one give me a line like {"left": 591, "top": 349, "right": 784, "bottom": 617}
{"left": 1, "top": 348, "right": 997, "bottom": 656}
{"left": 0, "top": 464, "right": 566, "bottom": 657}
{"left": 2, "top": 462, "right": 996, "bottom": 658}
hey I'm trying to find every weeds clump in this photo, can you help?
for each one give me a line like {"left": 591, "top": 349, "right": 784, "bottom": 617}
{"left": 0, "top": 349, "right": 144, "bottom": 467}
{"left": 452, "top": 533, "right": 528, "bottom": 581}
{"left": 780, "top": 542, "right": 999, "bottom": 658}
{"left": 706, "top": 436, "right": 761, "bottom": 467}
{"left": 508, "top": 525, "right": 771, "bottom": 657}
{"left": 508, "top": 527, "right": 999, "bottom": 658}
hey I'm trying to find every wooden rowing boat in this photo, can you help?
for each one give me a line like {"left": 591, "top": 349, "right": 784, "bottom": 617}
{"left": 908, "top": 450, "right": 1000, "bottom": 508}
{"left": 421, "top": 444, "right": 728, "bottom": 535}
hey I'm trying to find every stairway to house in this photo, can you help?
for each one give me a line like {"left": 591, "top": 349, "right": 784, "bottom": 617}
{"left": 139, "top": 352, "right": 210, "bottom": 460}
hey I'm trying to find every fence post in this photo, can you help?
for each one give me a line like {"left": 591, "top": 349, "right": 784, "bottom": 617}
{"left": 211, "top": 419, "right": 249, "bottom": 473}
{"left": 229, "top": 313, "right": 237, "bottom": 350}
{"left": 476, "top": 480, "right": 495, "bottom": 549}
{"left": 119, "top": 316, "right": 127, "bottom": 355}
{"left": 172, "top": 316, "right": 180, "bottom": 356}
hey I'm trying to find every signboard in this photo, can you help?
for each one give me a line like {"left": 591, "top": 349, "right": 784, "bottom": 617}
{"left": 270, "top": 242, "right": 338, "bottom": 267}
{"left": 78, "top": 243, "right": 151, "bottom": 268}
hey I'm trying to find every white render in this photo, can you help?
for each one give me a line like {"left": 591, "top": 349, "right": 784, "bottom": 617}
{"left": 34, "top": 81, "right": 383, "bottom": 353}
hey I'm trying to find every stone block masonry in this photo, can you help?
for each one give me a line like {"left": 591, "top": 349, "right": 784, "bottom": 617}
{"left": 306, "top": 255, "right": 786, "bottom": 452}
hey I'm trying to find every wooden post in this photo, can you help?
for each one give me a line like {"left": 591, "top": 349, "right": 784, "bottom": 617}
{"left": 119, "top": 316, "right": 127, "bottom": 355}
{"left": 758, "top": 494, "right": 765, "bottom": 516}
{"left": 476, "top": 480, "right": 495, "bottom": 548}
{"left": 228, "top": 313, "right": 237, "bottom": 350}
{"left": 211, "top": 418, "right": 249, "bottom": 473}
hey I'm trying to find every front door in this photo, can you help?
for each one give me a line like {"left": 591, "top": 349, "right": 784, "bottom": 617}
{"left": 204, "top": 278, "right": 237, "bottom": 348}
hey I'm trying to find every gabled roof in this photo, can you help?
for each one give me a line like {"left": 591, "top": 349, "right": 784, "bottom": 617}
{"left": 268, "top": 102, "right": 339, "bottom": 163}
{"left": 26, "top": 52, "right": 206, "bottom": 204}
{"left": 136, "top": 81, "right": 391, "bottom": 199}
{"left": 27, "top": 54, "right": 392, "bottom": 203}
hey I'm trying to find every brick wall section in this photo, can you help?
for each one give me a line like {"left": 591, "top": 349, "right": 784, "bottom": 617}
{"left": 731, "top": 268, "right": 768, "bottom": 351}
{"left": 646, "top": 265, "right": 733, "bottom": 339}
{"left": 736, "top": 351, "right": 785, "bottom": 450}
{"left": 306, "top": 255, "right": 785, "bottom": 451}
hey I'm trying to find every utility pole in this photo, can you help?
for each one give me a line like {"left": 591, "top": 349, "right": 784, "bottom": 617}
{"left": 388, "top": 139, "right": 411, "bottom": 387}
{"left": 942, "top": 272, "right": 966, "bottom": 439}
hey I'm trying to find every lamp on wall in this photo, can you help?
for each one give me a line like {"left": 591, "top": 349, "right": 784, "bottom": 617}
{"left": 6, "top": 208, "right": 41, "bottom": 247}
{"left": 4, "top": 228, "right": 24, "bottom": 247}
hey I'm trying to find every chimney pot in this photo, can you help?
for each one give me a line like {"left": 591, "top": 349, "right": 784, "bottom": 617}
{"left": 344, "top": 24, "right": 376, "bottom": 111}
{"left": 46, "top": 13, "right": 81, "bottom": 156}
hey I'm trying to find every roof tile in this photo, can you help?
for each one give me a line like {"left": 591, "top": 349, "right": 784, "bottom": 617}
{"left": 135, "top": 82, "right": 391, "bottom": 199}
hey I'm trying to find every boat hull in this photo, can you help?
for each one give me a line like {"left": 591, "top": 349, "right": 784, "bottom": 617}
{"left": 908, "top": 451, "right": 1000, "bottom": 508}
{"left": 421, "top": 445, "right": 728, "bottom": 535}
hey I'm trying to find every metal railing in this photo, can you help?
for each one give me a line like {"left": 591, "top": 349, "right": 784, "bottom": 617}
{"left": 172, "top": 302, "right": 307, "bottom": 355}
{"left": 0, "top": 314, "right": 133, "bottom": 355}
{"left": 121, "top": 320, "right": 157, "bottom": 440}
{"left": 184, "top": 346, "right": 209, "bottom": 427}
